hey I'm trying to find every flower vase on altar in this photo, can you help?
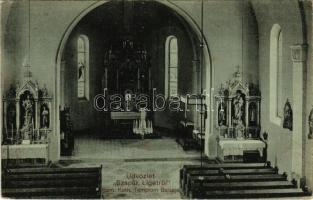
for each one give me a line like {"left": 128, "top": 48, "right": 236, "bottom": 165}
{"left": 139, "top": 119, "right": 146, "bottom": 138}
{"left": 133, "top": 120, "right": 138, "bottom": 134}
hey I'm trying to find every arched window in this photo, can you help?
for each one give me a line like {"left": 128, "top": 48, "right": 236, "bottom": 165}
{"left": 77, "top": 35, "right": 89, "bottom": 100}
{"left": 165, "top": 36, "right": 178, "bottom": 97}
{"left": 277, "top": 30, "right": 283, "bottom": 117}
{"left": 269, "top": 24, "right": 282, "bottom": 125}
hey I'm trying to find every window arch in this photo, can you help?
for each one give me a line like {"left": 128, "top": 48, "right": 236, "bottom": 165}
{"left": 165, "top": 36, "right": 178, "bottom": 97}
{"left": 269, "top": 24, "right": 283, "bottom": 125}
{"left": 77, "top": 35, "right": 89, "bottom": 100}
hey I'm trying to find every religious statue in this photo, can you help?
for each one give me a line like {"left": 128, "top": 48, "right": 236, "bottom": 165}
{"left": 6, "top": 84, "right": 16, "bottom": 98}
{"left": 232, "top": 90, "right": 245, "bottom": 126}
{"left": 124, "top": 90, "right": 133, "bottom": 111}
{"left": 249, "top": 103, "right": 257, "bottom": 125}
{"left": 7, "top": 103, "right": 16, "bottom": 129}
{"left": 78, "top": 62, "right": 85, "bottom": 81}
{"left": 6, "top": 103, "right": 16, "bottom": 143}
{"left": 283, "top": 99, "right": 293, "bottom": 131}
{"left": 21, "top": 94, "right": 34, "bottom": 140}
{"left": 40, "top": 84, "right": 48, "bottom": 97}
{"left": 23, "top": 95, "right": 33, "bottom": 122}
{"left": 41, "top": 104, "right": 49, "bottom": 128}
{"left": 308, "top": 107, "right": 313, "bottom": 139}
{"left": 218, "top": 100, "right": 227, "bottom": 126}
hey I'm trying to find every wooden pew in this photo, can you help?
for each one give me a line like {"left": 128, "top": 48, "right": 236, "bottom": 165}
{"left": 190, "top": 188, "right": 308, "bottom": 199}
{"left": 180, "top": 162, "right": 311, "bottom": 199}
{"left": 2, "top": 166, "right": 102, "bottom": 199}
{"left": 182, "top": 168, "right": 277, "bottom": 190}
{"left": 192, "top": 181, "right": 295, "bottom": 191}
{"left": 180, "top": 162, "right": 270, "bottom": 188}
{"left": 188, "top": 181, "right": 296, "bottom": 197}
{"left": 184, "top": 174, "right": 287, "bottom": 196}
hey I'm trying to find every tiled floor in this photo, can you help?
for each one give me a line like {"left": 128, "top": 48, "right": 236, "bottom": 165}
{"left": 60, "top": 135, "right": 212, "bottom": 199}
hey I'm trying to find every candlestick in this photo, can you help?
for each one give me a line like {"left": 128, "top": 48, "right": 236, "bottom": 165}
{"left": 11, "top": 123, "right": 14, "bottom": 144}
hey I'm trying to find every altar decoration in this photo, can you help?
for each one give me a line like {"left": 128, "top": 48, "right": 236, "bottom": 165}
{"left": 214, "top": 69, "right": 261, "bottom": 139}
{"left": 214, "top": 68, "right": 263, "bottom": 162}
{"left": 2, "top": 81, "right": 52, "bottom": 145}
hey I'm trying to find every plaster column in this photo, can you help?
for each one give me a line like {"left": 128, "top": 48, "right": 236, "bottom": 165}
{"left": 35, "top": 100, "right": 39, "bottom": 129}
{"left": 16, "top": 100, "right": 20, "bottom": 136}
{"left": 290, "top": 44, "right": 307, "bottom": 181}
{"left": 60, "top": 61, "right": 65, "bottom": 106}
{"left": 245, "top": 101, "right": 249, "bottom": 132}
{"left": 228, "top": 99, "right": 232, "bottom": 128}
{"left": 305, "top": 43, "right": 313, "bottom": 189}
{"left": 3, "top": 102, "right": 7, "bottom": 138}
{"left": 192, "top": 60, "right": 199, "bottom": 94}
{"left": 192, "top": 59, "right": 199, "bottom": 126}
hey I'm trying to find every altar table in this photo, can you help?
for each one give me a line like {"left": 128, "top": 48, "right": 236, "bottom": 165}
{"left": 218, "top": 139, "right": 265, "bottom": 162}
{"left": 111, "top": 112, "right": 141, "bottom": 120}
{"left": 2, "top": 144, "right": 49, "bottom": 164}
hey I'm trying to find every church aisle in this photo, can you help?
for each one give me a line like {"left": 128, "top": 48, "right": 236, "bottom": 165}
{"left": 59, "top": 137, "right": 212, "bottom": 199}
{"left": 64, "top": 136, "right": 202, "bottom": 160}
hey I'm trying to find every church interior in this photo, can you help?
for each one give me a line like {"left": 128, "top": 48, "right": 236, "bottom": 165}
{"left": 1, "top": 0, "right": 313, "bottom": 199}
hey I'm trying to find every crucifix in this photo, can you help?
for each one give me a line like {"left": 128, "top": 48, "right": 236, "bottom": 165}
{"left": 236, "top": 65, "right": 240, "bottom": 73}
{"left": 24, "top": 64, "right": 32, "bottom": 78}
{"left": 234, "top": 65, "right": 242, "bottom": 82}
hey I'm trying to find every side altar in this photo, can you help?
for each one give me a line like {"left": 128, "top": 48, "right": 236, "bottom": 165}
{"left": 215, "top": 69, "right": 265, "bottom": 162}
{"left": 2, "top": 79, "right": 52, "bottom": 165}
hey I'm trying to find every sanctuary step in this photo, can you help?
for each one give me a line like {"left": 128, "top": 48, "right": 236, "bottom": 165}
{"left": 180, "top": 162, "right": 311, "bottom": 199}
{"left": 2, "top": 166, "right": 102, "bottom": 199}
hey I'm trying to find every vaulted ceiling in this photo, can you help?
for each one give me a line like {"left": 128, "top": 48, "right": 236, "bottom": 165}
{"left": 77, "top": 0, "right": 185, "bottom": 41}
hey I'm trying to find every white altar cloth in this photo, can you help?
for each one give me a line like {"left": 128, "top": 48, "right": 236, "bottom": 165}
{"left": 2, "top": 144, "right": 49, "bottom": 163}
{"left": 218, "top": 139, "right": 265, "bottom": 157}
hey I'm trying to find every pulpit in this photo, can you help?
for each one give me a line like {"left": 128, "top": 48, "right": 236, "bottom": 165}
{"left": 215, "top": 69, "right": 264, "bottom": 162}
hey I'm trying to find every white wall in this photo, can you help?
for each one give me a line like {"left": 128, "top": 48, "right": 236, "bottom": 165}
{"left": 251, "top": 0, "right": 308, "bottom": 181}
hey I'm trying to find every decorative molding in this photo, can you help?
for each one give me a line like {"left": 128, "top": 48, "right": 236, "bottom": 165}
{"left": 290, "top": 44, "right": 308, "bottom": 62}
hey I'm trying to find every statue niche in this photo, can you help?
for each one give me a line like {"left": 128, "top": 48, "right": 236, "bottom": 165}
{"left": 283, "top": 99, "right": 293, "bottom": 131}
{"left": 40, "top": 103, "right": 50, "bottom": 128}
{"left": 232, "top": 90, "right": 246, "bottom": 127}
{"left": 218, "top": 100, "right": 227, "bottom": 126}
{"left": 20, "top": 91, "right": 35, "bottom": 140}
{"left": 248, "top": 102, "right": 258, "bottom": 126}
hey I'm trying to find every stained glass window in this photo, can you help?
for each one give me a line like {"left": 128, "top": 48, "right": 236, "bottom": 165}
{"left": 165, "top": 36, "right": 178, "bottom": 97}
{"left": 77, "top": 35, "right": 89, "bottom": 100}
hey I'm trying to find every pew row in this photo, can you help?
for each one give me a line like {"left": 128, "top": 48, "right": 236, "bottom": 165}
{"left": 180, "top": 162, "right": 271, "bottom": 189}
{"left": 2, "top": 166, "right": 102, "bottom": 199}
{"left": 179, "top": 162, "right": 311, "bottom": 199}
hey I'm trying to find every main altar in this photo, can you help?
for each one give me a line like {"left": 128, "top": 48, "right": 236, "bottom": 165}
{"left": 102, "top": 36, "right": 154, "bottom": 137}
{"left": 215, "top": 69, "right": 265, "bottom": 162}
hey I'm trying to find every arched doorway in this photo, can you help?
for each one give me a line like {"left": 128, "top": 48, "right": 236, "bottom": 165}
{"left": 55, "top": 0, "right": 212, "bottom": 159}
